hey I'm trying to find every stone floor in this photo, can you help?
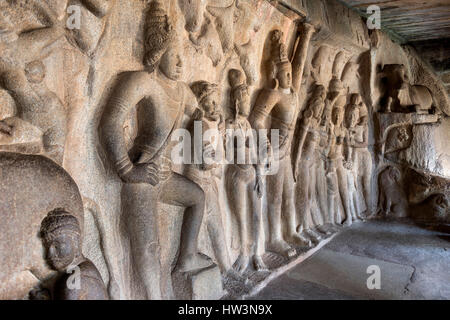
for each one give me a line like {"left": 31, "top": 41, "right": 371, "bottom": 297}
{"left": 248, "top": 220, "right": 450, "bottom": 300}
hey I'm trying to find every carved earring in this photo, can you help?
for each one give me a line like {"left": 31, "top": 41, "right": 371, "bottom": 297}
{"left": 272, "top": 78, "right": 279, "bottom": 90}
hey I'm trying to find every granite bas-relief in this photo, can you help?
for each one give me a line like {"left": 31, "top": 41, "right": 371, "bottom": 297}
{"left": 0, "top": 0, "right": 448, "bottom": 300}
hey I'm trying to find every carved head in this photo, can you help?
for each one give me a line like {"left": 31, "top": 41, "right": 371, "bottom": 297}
{"left": 388, "top": 166, "right": 401, "bottom": 183}
{"left": 144, "top": 0, "right": 175, "bottom": 71}
{"left": 190, "top": 80, "right": 220, "bottom": 118}
{"left": 271, "top": 29, "right": 292, "bottom": 89}
{"left": 380, "top": 64, "right": 408, "bottom": 90}
{"left": 345, "top": 104, "right": 359, "bottom": 129}
{"left": 311, "top": 85, "right": 327, "bottom": 118}
{"left": 229, "top": 69, "right": 250, "bottom": 117}
{"left": 179, "top": 0, "right": 207, "bottom": 33}
{"left": 159, "top": 43, "right": 183, "bottom": 80}
{"left": 25, "top": 61, "right": 45, "bottom": 84}
{"left": 328, "top": 77, "right": 345, "bottom": 99}
{"left": 332, "top": 106, "right": 344, "bottom": 127}
{"left": 40, "top": 209, "right": 82, "bottom": 272}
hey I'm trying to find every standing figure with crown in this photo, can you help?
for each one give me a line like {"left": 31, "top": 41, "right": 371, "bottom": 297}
{"left": 249, "top": 24, "right": 315, "bottom": 258}
{"left": 100, "top": 0, "right": 212, "bottom": 299}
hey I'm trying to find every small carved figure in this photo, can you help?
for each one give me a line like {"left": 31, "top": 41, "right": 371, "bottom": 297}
{"left": 250, "top": 25, "right": 315, "bottom": 257}
{"left": 185, "top": 80, "right": 234, "bottom": 276}
{"left": 378, "top": 64, "right": 433, "bottom": 114}
{"left": 40, "top": 209, "right": 108, "bottom": 300}
{"left": 378, "top": 166, "right": 409, "bottom": 218}
{"left": 225, "top": 69, "right": 267, "bottom": 273}
{"left": 0, "top": 6, "right": 66, "bottom": 164}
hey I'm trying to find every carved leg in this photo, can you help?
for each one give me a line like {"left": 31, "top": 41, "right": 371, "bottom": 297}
{"left": 161, "top": 173, "right": 212, "bottom": 273}
{"left": 337, "top": 161, "right": 353, "bottom": 226}
{"left": 362, "top": 151, "right": 373, "bottom": 215}
{"left": 122, "top": 183, "right": 162, "bottom": 300}
{"left": 266, "top": 162, "right": 296, "bottom": 258}
{"left": 205, "top": 181, "right": 232, "bottom": 274}
{"left": 249, "top": 177, "right": 267, "bottom": 272}
{"left": 283, "top": 157, "right": 312, "bottom": 248}
{"left": 227, "top": 170, "right": 250, "bottom": 273}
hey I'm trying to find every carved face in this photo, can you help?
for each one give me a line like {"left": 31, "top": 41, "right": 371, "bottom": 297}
{"left": 277, "top": 64, "right": 292, "bottom": 89}
{"left": 332, "top": 107, "right": 344, "bottom": 126}
{"left": 312, "top": 86, "right": 326, "bottom": 118}
{"left": 346, "top": 107, "right": 359, "bottom": 128}
{"left": 44, "top": 232, "right": 79, "bottom": 272}
{"left": 159, "top": 45, "right": 183, "bottom": 81}
{"left": 201, "top": 91, "right": 220, "bottom": 118}
{"left": 350, "top": 93, "right": 361, "bottom": 106}
{"left": 179, "top": 0, "right": 207, "bottom": 33}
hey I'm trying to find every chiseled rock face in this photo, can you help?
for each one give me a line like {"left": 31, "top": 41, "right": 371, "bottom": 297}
{"left": 0, "top": 0, "right": 448, "bottom": 300}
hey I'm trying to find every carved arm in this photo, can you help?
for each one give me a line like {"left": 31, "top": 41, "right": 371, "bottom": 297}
{"left": 292, "top": 23, "right": 315, "bottom": 93}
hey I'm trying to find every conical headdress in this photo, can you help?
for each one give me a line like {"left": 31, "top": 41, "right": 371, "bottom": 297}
{"left": 144, "top": 0, "right": 175, "bottom": 70}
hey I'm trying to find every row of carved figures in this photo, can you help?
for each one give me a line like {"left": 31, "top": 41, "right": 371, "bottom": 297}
{"left": 0, "top": 0, "right": 375, "bottom": 300}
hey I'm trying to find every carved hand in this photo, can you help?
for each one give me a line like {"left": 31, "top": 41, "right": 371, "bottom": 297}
{"left": 0, "top": 121, "right": 13, "bottom": 135}
{"left": 120, "top": 163, "right": 159, "bottom": 186}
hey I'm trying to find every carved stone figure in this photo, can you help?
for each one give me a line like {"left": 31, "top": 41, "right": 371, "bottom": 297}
{"left": 100, "top": 2, "right": 212, "bottom": 299}
{"left": 39, "top": 209, "right": 108, "bottom": 300}
{"left": 0, "top": 152, "right": 84, "bottom": 299}
{"left": 250, "top": 25, "right": 315, "bottom": 257}
{"left": 344, "top": 94, "right": 372, "bottom": 216}
{"left": 294, "top": 84, "right": 328, "bottom": 243}
{"left": 185, "top": 80, "right": 233, "bottom": 276}
{"left": 379, "top": 64, "right": 434, "bottom": 114}
{"left": 225, "top": 69, "right": 266, "bottom": 273}
{"left": 0, "top": 6, "right": 66, "bottom": 164}
{"left": 378, "top": 166, "right": 409, "bottom": 218}
{"left": 326, "top": 95, "right": 357, "bottom": 226}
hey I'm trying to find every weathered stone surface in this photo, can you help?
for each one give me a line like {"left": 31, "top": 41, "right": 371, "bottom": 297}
{"left": 0, "top": 0, "right": 448, "bottom": 300}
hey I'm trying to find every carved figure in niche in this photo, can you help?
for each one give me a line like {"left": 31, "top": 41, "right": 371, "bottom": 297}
{"left": 225, "top": 69, "right": 267, "bottom": 273}
{"left": 0, "top": 6, "right": 66, "bottom": 164}
{"left": 343, "top": 103, "right": 365, "bottom": 222}
{"left": 39, "top": 209, "right": 108, "bottom": 300}
{"left": 326, "top": 99, "right": 357, "bottom": 226}
{"left": 185, "top": 80, "right": 234, "bottom": 276}
{"left": 100, "top": 2, "right": 212, "bottom": 299}
{"left": 378, "top": 166, "right": 409, "bottom": 218}
{"left": 344, "top": 94, "right": 372, "bottom": 216}
{"left": 250, "top": 25, "right": 315, "bottom": 257}
{"left": 294, "top": 84, "right": 328, "bottom": 244}
{"left": 378, "top": 64, "right": 434, "bottom": 114}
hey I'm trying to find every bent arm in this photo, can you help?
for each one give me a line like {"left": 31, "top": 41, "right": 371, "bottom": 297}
{"left": 101, "top": 73, "right": 149, "bottom": 176}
